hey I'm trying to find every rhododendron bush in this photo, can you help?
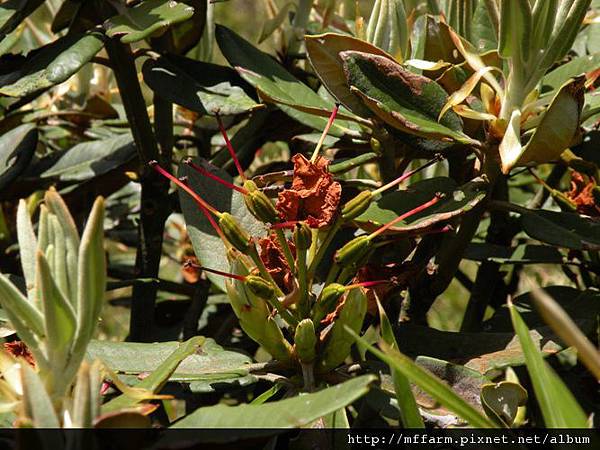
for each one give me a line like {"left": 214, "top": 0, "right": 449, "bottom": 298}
{"left": 0, "top": 0, "right": 599, "bottom": 441}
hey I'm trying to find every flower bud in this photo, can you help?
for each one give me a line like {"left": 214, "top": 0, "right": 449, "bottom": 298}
{"left": 334, "top": 235, "right": 372, "bottom": 268}
{"left": 219, "top": 212, "right": 252, "bottom": 253}
{"left": 294, "top": 319, "right": 317, "bottom": 364}
{"left": 370, "top": 137, "right": 381, "bottom": 153}
{"left": 341, "top": 191, "right": 372, "bottom": 221}
{"left": 293, "top": 222, "right": 312, "bottom": 251}
{"left": 243, "top": 180, "right": 279, "bottom": 223}
{"left": 245, "top": 275, "right": 276, "bottom": 299}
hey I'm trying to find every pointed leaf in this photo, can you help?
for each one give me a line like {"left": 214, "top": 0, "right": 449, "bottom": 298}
{"left": 366, "top": 0, "right": 409, "bottom": 61}
{"left": 16, "top": 199, "right": 36, "bottom": 301}
{"left": 0, "top": 0, "right": 43, "bottom": 39}
{"left": 142, "top": 55, "right": 258, "bottom": 116}
{"left": 104, "top": 0, "right": 195, "bottom": 44}
{"left": 73, "top": 197, "right": 105, "bottom": 356}
{"left": 36, "top": 251, "right": 77, "bottom": 365}
{"left": 514, "top": 76, "right": 586, "bottom": 170}
{"left": 0, "top": 32, "right": 104, "bottom": 97}
{"left": 542, "top": 53, "right": 600, "bottom": 94}
{"left": 20, "top": 363, "right": 60, "bottom": 428}
{"left": 508, "top": 299, "right": 588, "bottom": 427}
{"left": 498, "top": 108, "right": 522, "bottom": 174}
{"left": 170, "top": 375, "right": 376, "bottom": 430}
{"left": 498, "top": 0, "right": 532, "bottom": 61}
{"left": 375, "top": 297, "right": 424, "bottom": 428}
{"left": 102, "top": 336, "right": 205, "bottom": 413}
{"left": 340, "top": 51, "right": 469, "bottom": 143}
{"left": 0, "top": 273, "right": 44, "bottom": 337}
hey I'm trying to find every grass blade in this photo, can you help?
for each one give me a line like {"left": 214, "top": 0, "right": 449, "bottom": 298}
{"left": 348, "top": 327, "right": 495, "bottom": 428}
{"left": 374, "top": 298, "right": 424, "bottom": 428}
{"left": 508, "top": 298, "right": 589, "bottom": 427}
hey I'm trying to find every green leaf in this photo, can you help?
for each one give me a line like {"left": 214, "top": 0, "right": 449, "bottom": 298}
{"left": 349, "top": 330, "right": 495, "bottom": 428}
{"left": 317, "top": 288, "right": 367, "bottom": 373}
{"left": 35, "top": 133, "right": 136, "bottom": 182}
{"left": 0, "top": 272, "right": 44, "bottom": 337}
{"left": 498, "top": 0, "right": 532, "bottom": 61}
{"left": 142, "top": 55, "right": 258, "bottom": 116}
{"left": 366, "top": 0, "right": 409, "bottom": 61}
{"left": 258, "top": 2, "right": 293, "bottom": 44}
{"left": 215, "top": 24, "right": 355, "bottom": 136}
{"left": 481, "top": 381, "right": 527, "bottom": 427}
{"left": 374, "top": 297, "right": 424, "bottom": 428}
{"left": 178, "top": 157, "right": 264, "bottom": 291}
{"left": 20, "top": 363, "right": 60, "bottom": 428}
{"left": 520, "top": 209, "right": 600, "bottom": 251}
{"left": 171, "top": 375, "right": 375, "bottom": 430}
{"left": 306, "top": 32, "right": 395, "bottom": 116}
{"left": 542, "top": 54, "right": 600, "bottom": 95}
{"left": 16, "top": 199, "right": 36, "bottom": 300}
{"left": 355, "top": 177, "right": 487, "bottom": 233}
{"left": 104, "top": 0, "right": 195, "bottom": 44}
{"left": 101, "top": 336, "right": 205, "bottom": 413}
{"left": 86, "top": 337, "right": 252, "bottom": 384}
{"left": 498, "top": 108, "right": 522, "bottom": 174}
{"left": 72, "top": 196, "right": 105, "bottom": 357}
{"left": 464, "top": 243, "right": 564, "bottom": 265}
{"left": 508, "top": 299, "right": 589, "bottom": 427}
{"left": 0, "top": 0, "right": 43, "bottom": 40}
{"left": 340, "top": 51, "right": 469, "bottom": 143}
{"left": 0, "top": 32, "right": 104, "bottom": 97}
{"left": 528, "top": 286, "right": 600, "bottom": 381}
{"left": 509, "top": 76, "right": 585, "bottom": 171}
{"left": 0, "top": 124, "right": 37, "bottom": 191}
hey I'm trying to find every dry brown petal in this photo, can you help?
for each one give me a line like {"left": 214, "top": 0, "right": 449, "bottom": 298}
{"left": 3, "top": 341, "right": 35, "bottom": 367}
{"left": 565, "top": 171, "right": 600, "bottom": 217}
{"left": 259, "top": 233, "right": 296, "bottom": 293}
{"left": 276, "top": 154, "right": 341, "bottom": 228}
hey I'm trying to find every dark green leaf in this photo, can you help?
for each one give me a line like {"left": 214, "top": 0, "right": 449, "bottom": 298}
{"left": 178, "top": 157, "right": 265, "bottom": 290}
{"left": 521, "top": 208, "right": 600, "bottom": 251}
{"left": 355, "top": 177, "right": 487, "bottom": 233}
{"left": 215, "top": 25, "right": 356, "bottom": 136}
{"left": 0, "top": 123, "right": 37, "bottom": 191}
{"left": 0, "top": 32, "right": 104, "bottom": 97}
{"left": 142, "top": 55, "right": 258, "bottom": 116}
{"left": 171, "top": 375, "right": 376, "bottom": 430}
{"left": 33, "top": 133, "right": 136, "bottom": 182}
{"left": 104, "top": 0, "right": 195, "bottom": 44}
{"left": 481, "top": 381, "right": 527, "bottom": 427}
{"left": 341, "top": 51, "right": 469, "bottom": 143}
{"left": 542, "top": 54, "right": 600, "bottom": 95}
{"left": 509, "top": 300, "right": 588, "bottom": 427}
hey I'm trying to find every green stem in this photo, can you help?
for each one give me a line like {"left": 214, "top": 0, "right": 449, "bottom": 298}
{"left": 307, "top": 219, "right": 341, "bottom": 279}
{"left": 275, "top": 228, "right": 295, "bottom": 274}
{"left": 297, "top": 246, "right": 310, "bottom": 318}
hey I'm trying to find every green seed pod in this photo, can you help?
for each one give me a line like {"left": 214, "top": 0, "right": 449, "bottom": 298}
{"left": 312, "top": 283, "right": 345, "bottom": 324}
{"left": 334, "top": 235, "right": 372, "bottom": 268}
{"left": 341, "top": 191, "right": 373, "bottom": 221}
{"left": 317, "top": 288, "right": 367, "bottom": 373}
{"left": 245, "top": 275, "right": 276, "bottom": 299}
{"left": 293, "top": 222, "right": 312, "bottom": 251}
{"left": 243, "top": 180, "right": 279, "bottom": 223}
{"left": 219, "top": 212, "right": 252, "bottom": 253}
{"left": 294, "top": 319, "right": 317, "bottom": 364}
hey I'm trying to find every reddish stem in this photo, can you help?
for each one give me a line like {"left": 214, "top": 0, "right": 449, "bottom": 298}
{"left": 184, "top": 158, "right": 248, "bottom": 195}
{"left": 216, "top": 114, "right": 247, "bottom": 181}
{"left": 369, "top": 194, "right": 444, "bottom": 238}
{"left": 150, "top": 161, "right": 225, "bottom": 240}
{"left": 373, "top": 154, "right": 444, "bottom": 195}
{"left": 345, "top": 280, "right": 390, "bottom": 290}
{"left": 184, "top": 260, "right": 246, "bottom": 281}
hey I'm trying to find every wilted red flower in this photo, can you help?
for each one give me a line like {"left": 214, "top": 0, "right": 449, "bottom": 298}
{"left": 3, "top": 341, "right": 35, "bottom": 366}
{"left": 565, "top": 170, "right": 600, "bottom": 217}
{"left": 259, "top": 234, "right": 296, "bottom": 293}
{"left": 276, "top": 154, "right": 341, "bottom": 228}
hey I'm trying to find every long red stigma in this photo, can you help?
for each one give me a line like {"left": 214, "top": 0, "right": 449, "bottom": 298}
{"left": 370, "top": 194, "right": 444, "bottom": 238}
{"left": 216, "top": 114, "right": 247, "bottom": 182}
{"left": 183, "top": 158, "right": 248, "bottom": 195}
{"left": 184, "top": 260, "right": 246, "bottom": 281}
